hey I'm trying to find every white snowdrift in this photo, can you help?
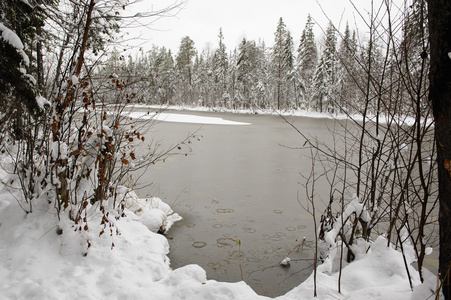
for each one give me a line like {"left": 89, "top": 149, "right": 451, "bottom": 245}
{"left": 283, "top": 236, "right": 439, "bottom": 300}
{"left": 123, "top": 111, "right": 251, "bottom": 126}
{"left": 123, "top": 188, "right": 182, "bottom": 234}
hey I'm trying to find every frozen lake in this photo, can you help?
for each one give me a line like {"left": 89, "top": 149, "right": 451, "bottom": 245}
{"left": 133, "top": 109, "right": 337, "bottom": 297}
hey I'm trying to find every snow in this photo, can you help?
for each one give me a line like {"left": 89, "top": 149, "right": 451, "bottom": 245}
{"left": 0, "top": 112, "right": 441, "bottom": 300}
{"left": 123, "top": 111, "right": 251, "bottom": 125}
{"left": 0, "top": 22, "right": 24, "bottom": 50}
{"left": 0, "top": 22, "right": 29, "bottom": 66}
{"left": 123, "top": 190, "right": 182, "bottom": 234}
{"left": 0, "top": 184, "right": 261, "bottom": 299}
{"left": 24, "top": 73, "right": 37, "bottom": 85}
{"left": 123, "top": 104, "right": 433, "bottom": 127}
{"left": 19, "top": 0, "right": 32, "bottom": 7}
{"left": 71, "top": 75, "right": 80, "bottom": 85}
{"left": 280, "top": 257, "right": 291, "bottom": 267}
{"left": 36, "top": 96, "right": 50, "bottom": 109}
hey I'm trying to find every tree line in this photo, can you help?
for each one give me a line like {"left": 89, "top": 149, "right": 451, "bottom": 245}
{"left": 100, "top": 14, "right": 418, "bottom": 116}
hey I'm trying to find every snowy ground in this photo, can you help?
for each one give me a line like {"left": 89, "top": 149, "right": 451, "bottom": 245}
{"left": 0, "top": 109, "right": 440, "bottom": 299}
{"left": 123, "top": 110, "right": 251, "bottom": 125}
{"left": 127, "top": 104, "right": 361, "bottom": 120}
{"left": 127, "top": 104, "right": 431, "bottom": 126}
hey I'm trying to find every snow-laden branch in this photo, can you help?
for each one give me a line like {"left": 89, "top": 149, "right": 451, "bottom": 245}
{"left": 0, "top": 22, "right": 29, "bottom": 66}
{"left": 319, "top": 195, "right": 370, "bottom": 274}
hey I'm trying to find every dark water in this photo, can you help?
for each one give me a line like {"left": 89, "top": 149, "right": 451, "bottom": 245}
{"left": 134, "top": 110, "right": 335, "bottom": 297}
{"left": 134, "top": 109, "right": 438, "bottom": 297}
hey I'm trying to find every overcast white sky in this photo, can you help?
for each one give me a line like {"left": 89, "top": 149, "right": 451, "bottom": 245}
{"left": 123, "top": 0, "right": 390, "bottom": 54}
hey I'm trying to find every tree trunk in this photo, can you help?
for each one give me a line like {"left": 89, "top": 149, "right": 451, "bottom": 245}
{"left": 36, "top": 26, "right": 44, "bottom": 91}
{"left": 427, "top": 0, "right": 451, "bottom": 298}
{"left": 75, "top": 0, "right": 96, "bottom": 77}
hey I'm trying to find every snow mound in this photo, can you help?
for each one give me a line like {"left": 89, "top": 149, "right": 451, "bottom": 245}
{"left": 0, "top": 187, "right": 264, "bottom": 299}
{"left": 283, "top": 236, "right": 440, "bottom": 300}
{"left": 123, "top": 188, "right": 182, "bottom": 234}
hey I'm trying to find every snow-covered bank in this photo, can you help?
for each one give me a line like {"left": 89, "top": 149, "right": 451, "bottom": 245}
{"left": 126, "top": 104, "right": 433, "bottom": 126}
{"left": 0, "top": 183, "right": 262, "bottom": 299}
{"left": 0, "top": 172, "right": 441, "bottom": 299}
{"left": 125, "top": 103, "right": 354, "bottom": 120}
{"left": 284, "top": 236, "right": 439, "bottom": 300}
{"left": 123, "top": 111, "right": 251, "bottom": 125}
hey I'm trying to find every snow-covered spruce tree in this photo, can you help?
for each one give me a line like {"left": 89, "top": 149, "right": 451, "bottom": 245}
{"left": 356, "top": 37, "right": 384, "bottom": 115}
{"left": 403, "top": 0, "right": 428, "bottom": 68}
{"left": 132, "top": 46, "right": 174, "bottom": 105}
{"left": 254, "top": 40, "right": 271, "bottom": 109}
{"left": 121, "top": 49, "right": 150, "bottom": 104}
{"left": 0, "top": 0, "right": 47, "bottom": 140}
{"left": 297, "top": 14, "right": 318, "bottom": 110}
{"left": 213, "top": 28, "right": 229, "bottom": 107}
{"left": 272, "top": 17, "right": 294, "bottom": 110}
{"left": 102, "top": 48, "right": 126, "bottom": 76}
{"left": 99, "top": 45, "right": 176, "bottom": 106}
{"left": 284, "top": 30, "right": 297, "bottom": 109}
{"left": 228, "top": 48, "right": 239, "bottom": 109}
{"left": 236, "top": 38, "right": 254, "bottom": 108}
{"left": 312, "top": 22, "right": 338, "bottom": 113}
{"left": 157, "top": 48, "right": 176, "bottom": 105}
{"left": 236, "top": 38, "right": 267, "bottom": 109}
{"left": 193, "top": 49, "right": 215, "bottom": 107}
{"left": 175, "top": 36, "right": 197, "bottom": 104}
{"left": 0, "top": 0, "right": 55, "bottom": 211}
{"left": 337, "top": 23, "right": 358, "bottom": 112}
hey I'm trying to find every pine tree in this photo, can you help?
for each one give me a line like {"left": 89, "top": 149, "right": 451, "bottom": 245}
{"left": 358, "top": 39, "right": 384, "bottom": 114}
{"left": 284, "top": 30, "right": 297, "bottom": 108}
{"left": 337, "top": 22, "right": 358, "bottom": 110}
{"left": 254, "top": 40, "right": 270, "bottom": 109}
{"left": 176, "top": 36, "right": 196, "bottom": 85}
{"left": 297, "top": 14, "right": 318, "bottom": 109}
{"left": 175, "top": 36, "right": 196, "bottom": 103}
{"left": 313, "top": 22, "right": 338, "bottom": 113}
{"left": 272, "top": 17, "right": 294, "bottom": 109}
{"left": 0, "top": 0, "right": 47, "bottom": 138}
{"left": 399, "top": 0, "right": 429, "bottom": 115}
{"left": 235, "top": 38, "right": 267, "bottom": 109}
{"left": 237, "top": 38, "right": 253, "bottom": 107}
{"left": 193, "top": 49, "right": 215, "bottom": 107}
{"left": 273, "top": 17, "right": 286, "bottom": 109}
{"left": 228, "top": 48, "right": 238, "bottom": 108}
{"left": 313, "top": 56, "right": 327, "bottom": 112}
{"left": 213, "top": 28, "right": 229, "bottom": 106}
{"left": 158, "top": 48, "right": 175, "bottom": 105}
{"left": 403, "top": 0, "right": 428, "bottom": 67}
